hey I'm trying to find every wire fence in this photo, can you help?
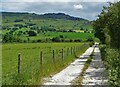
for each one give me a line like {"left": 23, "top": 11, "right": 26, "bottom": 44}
{"left": 3, "top": 43, "right": 89, "bottom": 85}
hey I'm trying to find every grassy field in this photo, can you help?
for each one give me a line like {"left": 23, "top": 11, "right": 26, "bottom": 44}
{"left": 1, "top": 29, "right": 94, "bottom": 43}
{"left": 2, "top": 12, "right": 92, "bottom": 31}
{"left": 2, "top": 12, "right": 93, "bottom": 85}
{"left": 19, "top": 31, "right": 94, "bottom": 41}
{"left": 2, "top": 42, "right": 89, "bottom": 85}
{"left": 1, "top": 12, "right": 94, "bottom": 43}
{"left": 3, "top": 18, "right": 92, "bottom": 30}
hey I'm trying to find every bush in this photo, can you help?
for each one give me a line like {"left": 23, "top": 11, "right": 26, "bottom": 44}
{"left": 14, "top": 19, "right": 23, "bottom": 22}
{"left": 87, "top": 37, "right": 94, "bottom": 42}
{"left": 2, "top": 34, "right": 14, "bottom": 43}
{"left": 52, "top": 37, "right": 61, "bottom": 42}
{"left": 59, "top": 35, "right": 64, "bottom": 38}
{"left": 100, "top": 46, "right": 120, "bottom": 87}
{"left": 37, "top": 39, "right": 41, "bottom": 42}
{"left": 69, "top": 39, "right": 73, "bottom": 42}
{"left": 74, "top": 39, "right": 81, "bottom": 42}
{"left": 14, "top": 24, "right": 23, "bottom": 28}
{"left": 28, "top": 30, "right": 37, "bottom": 36}
{"left": 32, "top": 40, "right": 36, "bottom": 43}
{"left": 2, "top": 34, "right": 23, "bottom": 43}
{"left": 89, "top": 42, "right": 94, "bottom": 47}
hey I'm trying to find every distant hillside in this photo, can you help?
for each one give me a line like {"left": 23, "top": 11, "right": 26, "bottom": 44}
{"left": 33, "top": 13, "right": 88, "bottom": 21}
{"left": 2, "top": 12, "right": 88, "bottom": 21}
{"left": 2, "top": 12, "right": 92, "bottom": 31}
{"left": 1, "top": 12, "right": 94, "bottom": 43}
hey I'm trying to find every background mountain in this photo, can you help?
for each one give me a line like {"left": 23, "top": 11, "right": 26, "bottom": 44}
{"left": 2, "top": 12, "right": 92, "bottom": 31}
{"left": 2, "top": 12, "right": 88, "bottom": 21}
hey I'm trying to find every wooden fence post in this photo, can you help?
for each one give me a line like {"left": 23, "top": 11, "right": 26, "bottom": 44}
{"left": 40, "top": 51, "right": 43, "bottom": 65}
{"left": 74, "top": 46, "right": 75, "bottom": 54}
{"left": 18, "top": 53, "right": 21, "bottom": 74}
{"left": 67, "top": 48, "right": 69, "bottom": 56}
{"left": 71, "top": 47, "right": 72, "bottom": 54}
{"left": 78, "top": 46, "right": 79, "bottom": 51}
{"left": 52, "top": 50, "right": 55, "bottom": 63}
{"left": 79, "top": 46, "right": 81, "bottom": 51}
{"left": 76, "top": 46, "right": 78, "bottom": 52}
{"left": 62, "top": 49, "right": 64, "bottom": 60}
{"left": 77, "top": 46, "right": 78, "bottom": 52}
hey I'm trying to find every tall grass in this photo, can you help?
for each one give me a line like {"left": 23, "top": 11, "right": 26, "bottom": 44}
{"left": 2, "top": 42, "right": 89, "bottom": 85}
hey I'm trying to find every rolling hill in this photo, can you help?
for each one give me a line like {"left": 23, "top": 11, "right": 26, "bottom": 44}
{"left": 2, "top": 12, "right": 92, "bottom": 30}
{"left": 1, "top": 12, "right": 94, "bottom": 43}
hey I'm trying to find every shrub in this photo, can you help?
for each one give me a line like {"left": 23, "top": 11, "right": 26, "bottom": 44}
{"left": 89, "top": 42, "right": 94, "bottom": 47}
{"left": 87, "top": 37, "right": 94, "bottom": 42}
{"left": 37, "top": 39, "right": 41, "bottom": 42}
{"left": 52, "top": 37, "right": 61, "bottom": 42}
{"left": 59, "top": 35, "right": 64, "bottom": 38}
{"left": 100, "top": 46, "right": 120, "bottom": 87}
{"left": 69, "top": 39, "right": 73, "bottom": 42}
{"left": 28, "top": 30, "right": 37, "bottom": 36}
{"left": 74, "top": 39, "right": 81, "bottom": 42}
{"left": 14, "top": 19, "right": 23, "bottom": 22}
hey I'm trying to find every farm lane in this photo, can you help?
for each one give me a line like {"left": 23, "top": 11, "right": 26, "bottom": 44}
{"left": 82, "top": 46, "right": 108, "bottom": 86}
{"left": 42, "top": 46, "right": 94, "bottom": 85}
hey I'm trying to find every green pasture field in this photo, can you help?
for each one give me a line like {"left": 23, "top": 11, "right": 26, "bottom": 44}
{"left": 1, "top": 28, "right": 94, "bottom": 42}
{"left": 2, "top": 42, "right": 89, "bottom": 85}
{"left": 3, "top": 18, "right": 92, "bottom": 31}
{"left": 20, "top": 31, "right": 94, "bottom": 41}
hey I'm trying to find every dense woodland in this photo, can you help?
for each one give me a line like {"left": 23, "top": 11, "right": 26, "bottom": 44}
{"left": 93, "top": 2, "right": 120, "bottom": 86}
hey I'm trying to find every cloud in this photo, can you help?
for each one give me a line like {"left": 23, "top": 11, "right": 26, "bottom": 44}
{"left": 2, "top": 2, "right": 108, "bottom": 20}
{"left": 2, "top": 0, "right": 73, "bottom": 2}
{"left": 73, "top": 4, "right": 83, "bottom": 10}
{"left": 2, "top": 2, "right": 29, "bottom": 12}
{"left": 2, "top": 0, "right": 119, "bottom": 2}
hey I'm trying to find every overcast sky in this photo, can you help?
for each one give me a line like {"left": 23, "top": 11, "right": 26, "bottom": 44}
{"left": 1, "top": 0, "right": 119, "bottom": 20}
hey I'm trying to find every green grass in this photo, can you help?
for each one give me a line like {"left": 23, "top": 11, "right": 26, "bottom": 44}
{"left": 19, "top": 31, "right": 94, "bottom": 41}
{"left": 1, "top": 28, "right": 94, "bottom": 42}
{"left": 2, "top": 42, "right": 89, "bottom": 85}
{"left": 2, "top": 12, "right": 94, "bottom": 43}
{"left": 2, "top": 15, "right": 92, "bottom": 31}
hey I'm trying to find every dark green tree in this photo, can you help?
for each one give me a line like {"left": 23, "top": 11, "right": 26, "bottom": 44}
{"left": 28, "top": 30, "right": 37, "bottom": 36}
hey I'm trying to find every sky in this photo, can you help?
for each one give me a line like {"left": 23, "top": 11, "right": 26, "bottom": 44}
{"left": 1, "top": 0, "right": 119, "bottom": 20}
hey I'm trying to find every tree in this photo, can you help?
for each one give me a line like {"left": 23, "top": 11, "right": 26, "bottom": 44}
{"left": 2, "top": 34, "right": 16, "bottom": 43}
{"left": 52, "top": 37, "right": 61, "bottom": 42}
{"left": 93, "top": 2, "right": 120, "bottom": 48}
{"left": 14, "top": 19, "right": 23, "bottom": 22}
{"left": 87, "top": 37, "right": 94, "bottom": 42}
{"left": 28, "top": 30, "right": 37, "bottom": 36}
{"left": 93, "top": 2, "right": 120, "bottom": 87}
{"left": 93, "top": 22, "right": 106, "bottom": 44}
{"left": 59, "top": 35, "right": 64, "bottom": 38}
{"left": 27, "top": 38, "right": 30, "bottom": 42}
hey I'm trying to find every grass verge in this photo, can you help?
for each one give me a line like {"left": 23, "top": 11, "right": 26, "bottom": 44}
{"left": 72, "top": 52, "right": 94, "bottom": 86}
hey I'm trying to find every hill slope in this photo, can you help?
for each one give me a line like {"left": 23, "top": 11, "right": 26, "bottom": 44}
{"left": 2, "top": 12, "right": 92, "bottom": 31}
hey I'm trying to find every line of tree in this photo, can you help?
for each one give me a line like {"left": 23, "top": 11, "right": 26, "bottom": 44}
{"left": 2, "top": 35, "right": 84, "bottom": 43}
{"left": 93, "top": 2, "right": 120, "bottom": 87}
{"left": 93, "top": 2, "right": 120, "bottom": 49}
